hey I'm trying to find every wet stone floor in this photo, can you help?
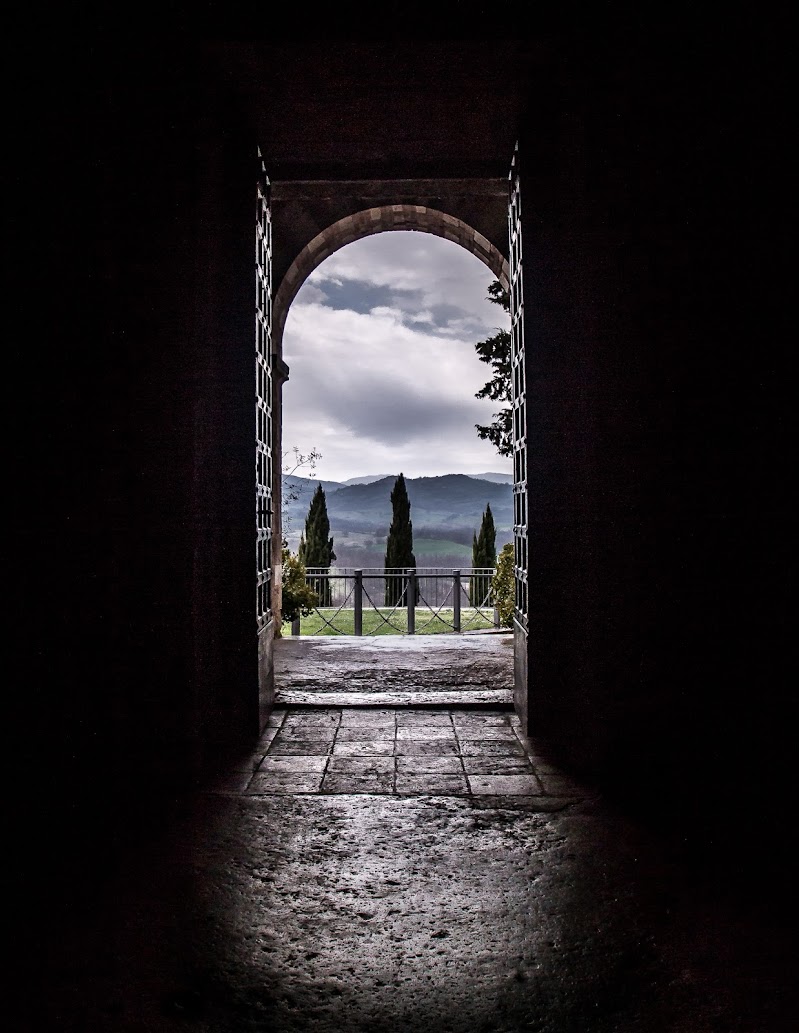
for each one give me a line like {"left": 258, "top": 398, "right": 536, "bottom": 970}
{"left": 217, "top": 707, "right": 581, "bottom": 802}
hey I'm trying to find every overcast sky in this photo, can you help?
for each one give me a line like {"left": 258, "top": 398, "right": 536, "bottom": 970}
{"left": 282, "top": 232, "right": 512, "bottom": 484}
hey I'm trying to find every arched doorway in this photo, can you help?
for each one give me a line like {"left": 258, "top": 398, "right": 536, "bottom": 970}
{"left": 263, "top": 188, "right": 529, "bottom": 724}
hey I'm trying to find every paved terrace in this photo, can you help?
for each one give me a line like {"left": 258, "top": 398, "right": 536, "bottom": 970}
{"left": 25, "top": 635, "right": 793, "bottom": 1032}
{"left": 274, "top": 632, "right": 515, "bottom": 707}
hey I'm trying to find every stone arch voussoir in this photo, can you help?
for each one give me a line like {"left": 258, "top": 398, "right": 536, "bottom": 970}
{"left": 272, "top": 205, "right": 509, "bottom": 353}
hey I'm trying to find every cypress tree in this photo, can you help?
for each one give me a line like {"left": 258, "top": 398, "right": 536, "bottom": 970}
{"left": 384, "top": 473, "right": 417, "bottom": 606}
{"left": 470, "top": 503, "right": 497, "bottom": 606}
{"left": 470, "top": 529, "right": 480, "bottom": 606}
{"left": 298, "top": 484, "right": 335, "bottom": 606}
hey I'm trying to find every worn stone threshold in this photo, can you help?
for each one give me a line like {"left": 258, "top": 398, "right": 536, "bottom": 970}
{"left": 232, "top": 790, "right": 578, "bottom": 808}
{"left": 274, "top": 690, "right": 514, "bottom": 707}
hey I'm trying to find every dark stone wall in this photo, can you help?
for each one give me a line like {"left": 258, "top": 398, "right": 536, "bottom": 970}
{"left": 11, "top": 44, "right": 266, "bottom": 915}
{"left": 518, "top": 34, "right": 791, "bottom": 862}
{"left": 188, "top": 71, "right": 267, "bottom": 762}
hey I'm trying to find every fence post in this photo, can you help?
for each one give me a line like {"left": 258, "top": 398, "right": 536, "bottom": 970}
{"left": 354, "top": 569, "right": 363, "bottom": 636}
{"left": 453, "top": 569, "right": 461, "bottom": 632}
{"left": 406, "top": 569, "right": 416, "bottom": 634}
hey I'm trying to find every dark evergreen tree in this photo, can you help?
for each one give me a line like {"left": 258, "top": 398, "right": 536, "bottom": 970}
{"left": 298, "top": 484, "right": 335, "bottom": 606}
{"left": 474, "top": 281, "right": 512, "bottom": 457}
{"left": 470, "top": 503, "right": 497, "bottom": 605}
{"left": 384, "top": 473, "right": 417, "bottom": 606}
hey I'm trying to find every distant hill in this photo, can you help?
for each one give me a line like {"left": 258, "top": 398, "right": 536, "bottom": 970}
{"left": 340, "top": 474, "right": 395, "bottom": 486}
{"left": 283, "top": 475, "right": 345, "bottom": 498}
{"left": 471, "top": 471, "right": 514, "bottom": 484}
{"left": 340, "top": 472, "right": 513, "bottom": 486}
{"left": 283, "top": 473, "right": 513, "bottom": 540}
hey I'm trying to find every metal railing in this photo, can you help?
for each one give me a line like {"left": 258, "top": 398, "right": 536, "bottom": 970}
{"left": 291, "top": 568, "right": 499, "bottom": 636}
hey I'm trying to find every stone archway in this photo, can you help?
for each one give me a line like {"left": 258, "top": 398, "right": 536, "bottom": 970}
{"left": 272, "top": 205, "right": 510, "bottom": 355}
{"left": 270, "top": 205, "right": 511, "bottom": 628}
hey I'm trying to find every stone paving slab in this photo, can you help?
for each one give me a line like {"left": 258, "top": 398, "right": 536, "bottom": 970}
{"left": 396, "top": 773, "right": 469, "bottom": 794}
{"left": 269, "top": 739, "right": 335, "bottom": 755}
{"left": 455, "top": 725, "right": 517, "bottom": 739}
{"left": 395, "top": 711, "right": 454, "bottom": 724}
{"left": 451, "top": 712, "right": 510, "bottom": 725}
{"left": 462, "top": 755, "right": 534, "bottom": 774}
{"left": 323, "top": 773, "right": 395, "bottom": 794}
{"left": 396, "top": 755, "right": 464, "bottom": 773}
{"left": 327, "top": 756, "right": 395, "bottom": 774}
{"left": 283, "top": 709, "right": 340, "bottom": 722}
{"left": 395, "top": 726, "right": 456, "bottom": 739}
{"left": 468, "top": 773, "right": 544, "bottom": 795}
{"left": 332, "top": 740, "right": 396, "bottom": 756}
{"left": 460, "top": 739, "right": 526, "bottom": 755}
{"left": 259, "top": 755, "right": 329, "bottom": 772}
{"left": 339, "top": 708, "right": 398, "bottom": 723}
{"left": 395, "top": 739, "right": 460, "bottom": 756}
{"left": 335, "top": 725, "right": 396, "bottom": 740}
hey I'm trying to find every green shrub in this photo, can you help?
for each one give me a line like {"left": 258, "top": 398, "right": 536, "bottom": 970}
{"left": 281, "top": 547, "right": 319, "bottom": 624}
{"left": 490, "top": 542, "right": 515, "bottom": 628}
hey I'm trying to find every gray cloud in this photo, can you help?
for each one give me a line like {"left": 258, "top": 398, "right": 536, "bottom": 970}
{"left": 307, "top": 232, "right": 503, "bottom": 334}
{"left": 282, "top": 232, "right": 512, "bottom": 481}
{"left": 294, "top": 365, "right": 489, "bottom": 446}
{"left": 313, "top": 279, "right": 424, "bottom": 316}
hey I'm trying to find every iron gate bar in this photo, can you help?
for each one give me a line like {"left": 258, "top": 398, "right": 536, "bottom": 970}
{"left": 354, "top": 569, "right": 363, "bottom": 636}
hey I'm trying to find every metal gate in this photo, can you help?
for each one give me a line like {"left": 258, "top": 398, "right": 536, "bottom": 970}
{"left": 508, "top": 143, "right": 528, "bottom": 634}
{"left": 255, "top": 150, "right": 274, "bottom": 631}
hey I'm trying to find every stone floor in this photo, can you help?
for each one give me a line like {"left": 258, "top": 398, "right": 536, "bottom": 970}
{"left": 274, "top": 632, "right": 515, "bottom": 706}
{"left": 216, "top": 706, "right": 581, "bottom": 802}
{"left": 18, "top": 638, "right": 796, "bottom": 1032}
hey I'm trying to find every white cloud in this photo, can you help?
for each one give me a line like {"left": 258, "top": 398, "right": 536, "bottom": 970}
{"left": 307, "top": 231, "right": 506, "bottom": 335}
{"left": 294, "top": 281, "right": 327, "bottom": 305}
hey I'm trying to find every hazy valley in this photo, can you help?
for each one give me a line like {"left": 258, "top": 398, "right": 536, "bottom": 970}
{"left": 283, "top": 473, "right": 513, "bottom": 569}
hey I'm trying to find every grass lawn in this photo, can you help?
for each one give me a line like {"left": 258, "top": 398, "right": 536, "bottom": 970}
{"left": 295, "top": 607, "right": 498, "bottom": 636}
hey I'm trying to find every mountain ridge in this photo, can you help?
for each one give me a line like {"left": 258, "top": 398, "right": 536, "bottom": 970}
{"left": 338, "top": 471, "right": 513, "bottom": 486}
{"left": 283, "top": 472, "right": 513, "bottom": 537}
